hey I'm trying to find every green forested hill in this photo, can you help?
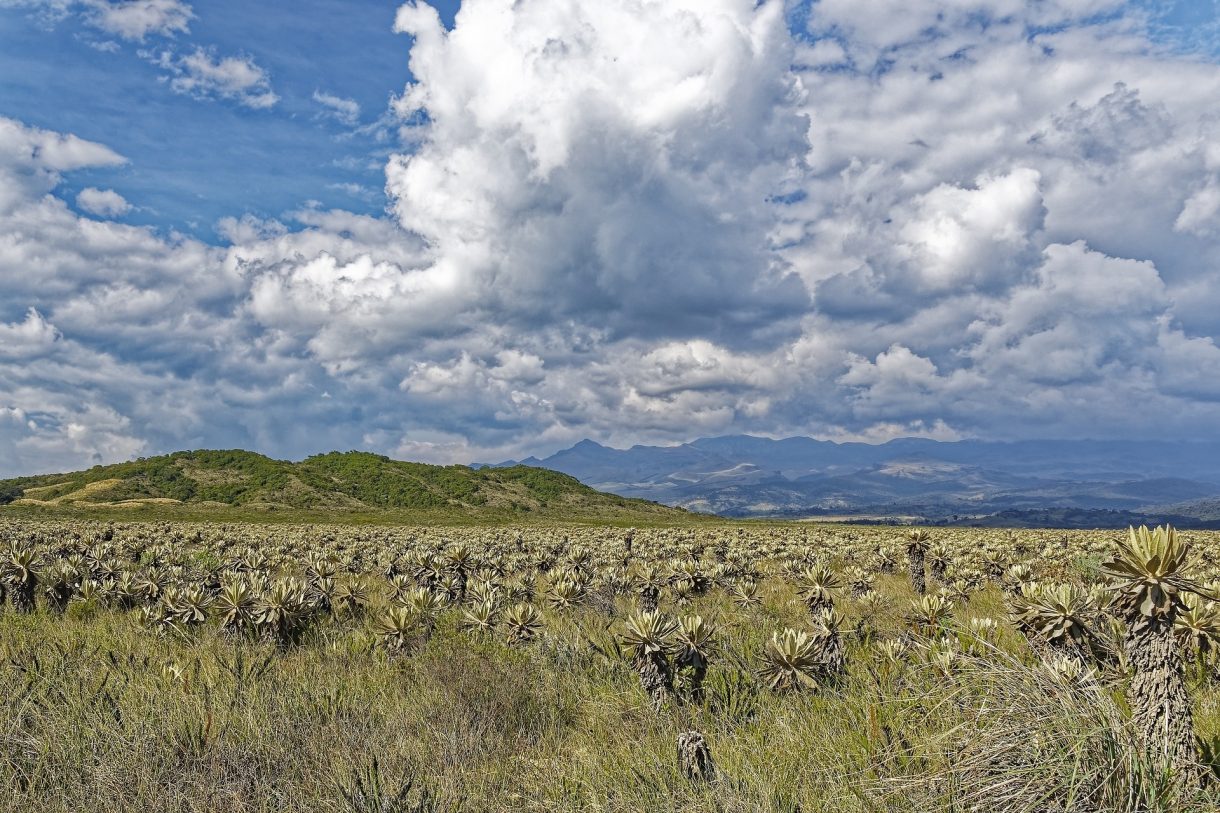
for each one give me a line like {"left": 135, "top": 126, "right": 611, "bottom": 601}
{"left": 0, "top": 450, "right": 689, "bottom": 521}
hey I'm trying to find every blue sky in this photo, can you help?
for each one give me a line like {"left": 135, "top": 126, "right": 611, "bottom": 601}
{"left": 0, "top": 0, "right": 459, "bottom": 238}
{"left": 2, "top": 0, "right": 1220, "bottom": 475}
{"left": 0, "top": 1, "right": 1213, "bottom": 240}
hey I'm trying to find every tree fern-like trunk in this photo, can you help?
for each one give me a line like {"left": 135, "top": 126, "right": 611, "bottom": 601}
{"left": 1126, "top": 616, "right": 1197, "bottom": 779}
{"left": 674, "top": 653, "right": 707, "bottom": 704}
{"left": 804, "top": 594, "right": 832, "bottom": 621}
{"left": 262, "top": 619, "right": 298, "bottom": 651}
{"left": 639, "top": 586, "right": 659, "bottom": 613}
{"left": 930, "top": 560, "right": 946, "bottom": 584}
{"left": 818, "top": 630, "right": 845, "bottom": 680}
{"left": 46, "top": 586, "right": 70, "bottom": 614}
{"left": 677, "top": 731, "right": 716, "bottom": 783}
{"left": 907, "top": 549, "right": 926, "bottom": 596}
{"left": 12, "top": 581, "right": 35, "bottom": 613}
{"left": 1049, "top": 631, "right": 1095, "bottom": 667}
{"left": 634, "top": 653, "right": 671, "bottom": 711}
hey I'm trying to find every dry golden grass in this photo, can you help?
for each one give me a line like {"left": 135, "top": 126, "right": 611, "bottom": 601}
{"left": 0, "top": 518, "right": 1216, "bottom": 812}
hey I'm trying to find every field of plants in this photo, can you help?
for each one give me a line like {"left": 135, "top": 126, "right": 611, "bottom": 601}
{"left": 2, "top": 518, "right": 1220, "bottom": 812}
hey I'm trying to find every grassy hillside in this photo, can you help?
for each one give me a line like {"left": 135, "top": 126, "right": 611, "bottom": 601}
{"left": 0, "top": 449, "right": 692, "bottom": 523}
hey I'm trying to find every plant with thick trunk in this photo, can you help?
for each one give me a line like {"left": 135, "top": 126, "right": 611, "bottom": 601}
{"left": 905, "top": 530, "right": 931, "bottom": 595}
{"left": 42, "top": 561, "right": 77, "bottom": 614}
{"left": 798, "top": 565, "right": 841, "bottom": 620}
{"left": 927, "top": 543, "right": 950, "bottom": 584}
{"left": 445, "top": 545, "right": 472, "bottom": 603}
{"left": 5, "top": 547, "right": 39, "bottom": 613}
{"left": 813, "top": 607, "right": 846, "bottom": 681}
{"left": 1010, "top": 582, "right": 1102, "bottom": 666}
{"left": 621, "top": 609, "right": 677, "bottom": 710}
{"left": 1103, "top": 525, "right": 1215, "bottom": 779}
{"left": 633, "top": 565, "right": 664, "bottom": 613}
{"left": 676, "top": 731, "right": 716, "bottom": 783}
{"left": 306, "top": 576, "right": 336, "bottom": 615}
{"left": 411, "top": 554, "right": 444, "bottom": 590}
{"left": 875, "top": 546, "right": 897, "bottom": 575}
{"left": 845, "top": 566, "right": 874, "bottom": 599}
{"left": 671, "top": 560, "right": 711, "bottom": 598}
{"left": 673, "top": 614, "right": 716, "bottom": 704}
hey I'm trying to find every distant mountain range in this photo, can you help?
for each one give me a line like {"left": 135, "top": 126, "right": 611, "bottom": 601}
{"left": 488, "top": 436, "right": 1220, "bottom": 527}
{"left": 7, "top": 442, "right": 1218, "bottom": 528}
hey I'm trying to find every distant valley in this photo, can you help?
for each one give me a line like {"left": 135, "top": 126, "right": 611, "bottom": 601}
{"left": 489, "top": 436, "right": 1220, "bottom": 528}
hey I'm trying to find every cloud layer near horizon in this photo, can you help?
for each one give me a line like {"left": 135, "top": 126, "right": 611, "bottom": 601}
{"left": 3, "top": 0, "right": 1220, "bottom": 476}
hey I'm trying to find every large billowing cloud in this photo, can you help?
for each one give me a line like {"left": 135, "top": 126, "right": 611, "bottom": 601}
{"left": 2, "top": 0, "right": 1220, "bottom": 476}
{"left": 385, "top": 0, "right": 809, "bottom": 344}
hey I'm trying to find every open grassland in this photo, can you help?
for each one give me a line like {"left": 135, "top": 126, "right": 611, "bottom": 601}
{"left": 1, "top": 519, "right": 1220, "bottom": 812}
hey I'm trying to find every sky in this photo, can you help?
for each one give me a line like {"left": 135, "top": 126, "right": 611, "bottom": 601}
{"left": 1, "top": 0, "right": 1220, "bottom": 476}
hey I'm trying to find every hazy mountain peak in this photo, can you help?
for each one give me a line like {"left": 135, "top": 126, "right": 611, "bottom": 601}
{"left": 498, "top": 435, "right": 1220, "bottom": 527}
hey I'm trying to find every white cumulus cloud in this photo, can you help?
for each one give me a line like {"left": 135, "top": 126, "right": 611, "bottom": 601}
{"left": 85, "top": 0, "right": 192, "bottom": 41}
{"left": 1, "top": 0, "right": 192, "bottom": 40}
{"left": 75, "top": 186, "right": 131, "bottom": 217}
{"left": 150, "top": 46, "right": 279, "bottom": 109}
{"left": 0, "top": 116, "right": 126, "bottom": 212}
{"left": 386, "top": 0, "right": 810, "bottom": 344}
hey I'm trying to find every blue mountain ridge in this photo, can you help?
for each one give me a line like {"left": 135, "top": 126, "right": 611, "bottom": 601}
{"left": 483, "top": 436, "right": 1220, "bottom": 525}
